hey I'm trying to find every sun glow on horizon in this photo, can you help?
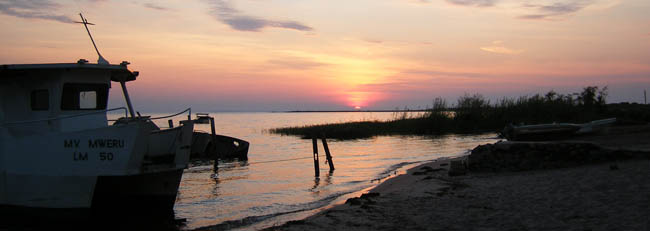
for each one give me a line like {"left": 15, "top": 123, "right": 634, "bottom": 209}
{"left": 1, "top": 0, "right": 648, "bottom": 112}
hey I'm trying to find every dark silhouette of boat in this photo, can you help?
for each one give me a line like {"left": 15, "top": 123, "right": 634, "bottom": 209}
{"left": 189, "top": 113, "right": 249, "bottom": 160}
{"left": 502, "top": 118, "right": 616, "bottom": 141}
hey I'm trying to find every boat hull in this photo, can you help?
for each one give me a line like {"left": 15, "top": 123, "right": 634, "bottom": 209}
{"left": 0, "top": 120, "right": 194, "bottom": 210}
{"left": 503, "top": 118, "right": 617, "bottom": 141}
{"left": 511, "top": 125, "right": 581, "bottom": 141}
{"left": 0, "top": 169, "right": 183, "bottom": 218}
{"left": 191, "top": 132, "right": 249, "bottom": 160}
{"left": 91, "top": 169, "right": 184, "bottom": 212}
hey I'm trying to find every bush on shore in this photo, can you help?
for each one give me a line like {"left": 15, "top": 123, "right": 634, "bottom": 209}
{"left": 270, "top": 86, "right": 650, "bottom": 140}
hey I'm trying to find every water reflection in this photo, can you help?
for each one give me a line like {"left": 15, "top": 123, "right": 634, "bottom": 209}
{"left": 312, "top": 177, "right": 320, "bottom": 191}
{"left": 113, "top": 112, "right": 501, "bottom": 230}
{"left": 310, "top": 170, "right": 335, "bottom": 198}
{"left": 324, "top": 170, "right": 334, "bottom": 186}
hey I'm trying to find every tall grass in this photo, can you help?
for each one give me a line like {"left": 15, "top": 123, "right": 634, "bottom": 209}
{"left": 270, "top": 86, "right": 649, "bottom": 140}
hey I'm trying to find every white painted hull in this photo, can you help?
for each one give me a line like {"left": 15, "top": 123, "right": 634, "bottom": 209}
{"left": 145, "top": 121, "right": 194, "bottom": 171}
{"left": 0, "top": 120, "right": 194, "bottom": 210}
{"left": 2, "top": 174, "right": 97, "bottom": 208}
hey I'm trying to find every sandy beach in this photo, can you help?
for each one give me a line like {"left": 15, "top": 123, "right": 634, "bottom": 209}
{"left": 268, "top": 125, "right": 650, "bottom": 231}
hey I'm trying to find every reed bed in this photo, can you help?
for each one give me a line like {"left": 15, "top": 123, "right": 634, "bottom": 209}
{"left": 270, "top": 86, "right": 650, "bottom": 140}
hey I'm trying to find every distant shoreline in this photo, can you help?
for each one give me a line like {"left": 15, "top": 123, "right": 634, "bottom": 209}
{"left": 276, "top": 110, "right": 430, "bottom": 113}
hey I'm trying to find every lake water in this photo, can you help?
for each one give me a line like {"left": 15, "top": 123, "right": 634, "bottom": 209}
{"left": 114, "top": 112, "right": 499, "bottom": 230}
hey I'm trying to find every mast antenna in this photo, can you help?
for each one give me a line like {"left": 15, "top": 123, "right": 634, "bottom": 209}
{"left": 75, "top": 13, "right": 109, "bottom": 65}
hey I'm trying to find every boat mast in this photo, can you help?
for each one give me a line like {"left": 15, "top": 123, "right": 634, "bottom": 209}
{"left": 120, "top": 82, "right": 136, "bottom": 118}
{"left": 76, "top": 13, "right": 109, "bottom": 65}
{"left": 76, "top": 13, "right": 136, "bottom": 118}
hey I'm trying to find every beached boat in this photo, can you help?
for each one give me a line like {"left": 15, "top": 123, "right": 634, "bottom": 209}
{"left": 502, "top": 123, "right": 581, "bottom": 141}
{"left": 575, "top": 118, "right": 617, "bottom": 134}
{"left": 0, "top": 60, "right": 194, "bottom": 215}
{"left": 502, "top": 118, "right": 617, "bottom": 141}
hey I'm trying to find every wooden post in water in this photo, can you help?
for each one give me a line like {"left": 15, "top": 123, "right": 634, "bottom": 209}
{"left": 209, "top": 117, "right": 219, "bottom": 170}
{"left": 210, "top": 117, "right": 216, "bottom": 136}
{"left": 209, "top": 117, "right": 218, "bottom": 154}
{"left": 312, "top": 138, "right": 320, "bottom": 177}
{"left": 168, "top": 119, "right": 174, "bottom": 128}
{"left": 321, "top": 136, "right": 335, "bottom": 171}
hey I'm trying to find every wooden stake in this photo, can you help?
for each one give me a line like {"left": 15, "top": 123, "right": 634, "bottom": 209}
{"left": 312, "top": 138, "right": 320, "bottom": 177}
{"left": 210, "top": 117, "right": 218, "bottom": 156}
{"left": 321, "top": 137, "right": 335, "bottom": 171}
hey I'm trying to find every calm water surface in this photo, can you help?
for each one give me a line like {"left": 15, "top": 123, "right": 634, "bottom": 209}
{"left": 114, "top": 112, "right": 499, "bottom": 230}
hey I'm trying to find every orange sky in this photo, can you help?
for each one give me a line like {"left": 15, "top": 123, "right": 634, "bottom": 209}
{"left": 1, "top": 0, "right": 649, "bottom": 111}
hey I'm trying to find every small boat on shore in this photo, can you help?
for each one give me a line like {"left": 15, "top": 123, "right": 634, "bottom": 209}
{"left": 502, "top": 118, "right": 617, "bottom": 141}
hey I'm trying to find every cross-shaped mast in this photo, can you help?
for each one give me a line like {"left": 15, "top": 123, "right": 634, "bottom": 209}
{"left": 76, "top": 13, "right": 109, "bottom": 64}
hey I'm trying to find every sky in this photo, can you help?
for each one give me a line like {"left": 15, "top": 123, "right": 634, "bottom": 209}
{"left": 1, "top": 0, "right": 649, "bottom": 112}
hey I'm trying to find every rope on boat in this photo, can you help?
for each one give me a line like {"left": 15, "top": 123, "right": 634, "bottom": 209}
{"left": 149, "top": 108, "right": 191, "bottom": 120}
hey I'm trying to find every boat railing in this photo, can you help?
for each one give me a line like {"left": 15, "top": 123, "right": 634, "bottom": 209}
{"left": 148, "top": 108, "right": 192, "bottom": 121}
{"left": 1, "top": 107, "right": 128, "bottom": 126}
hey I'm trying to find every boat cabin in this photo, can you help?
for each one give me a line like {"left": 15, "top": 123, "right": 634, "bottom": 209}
{"left": 0, "top": 60, "right": 138, "bottom": 135}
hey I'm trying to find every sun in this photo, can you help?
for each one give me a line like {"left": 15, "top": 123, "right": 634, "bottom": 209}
{"left": 354, "top": 106, "right": 361, "bottom": 110}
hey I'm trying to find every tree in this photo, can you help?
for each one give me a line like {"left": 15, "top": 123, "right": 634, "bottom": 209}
{"left": 578, "top": 86, "right": 598, "bottom": 107}
{"left": 597, "top": 86, "right": 608, "bottom": 106}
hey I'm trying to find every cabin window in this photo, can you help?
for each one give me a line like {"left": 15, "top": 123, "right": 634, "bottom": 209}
{"left": 61, "top": 83, "right": 109, "bottom": 110}
{"left": 31, "top": 89, "right": 49, "bottom": 111}
{"left": 79, "top": 91, "right": 97, "bottom": 109}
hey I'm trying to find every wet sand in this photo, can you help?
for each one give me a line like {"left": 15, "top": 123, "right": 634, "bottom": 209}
{"left": 267, "top": 125, "right": 650, "bottom": 231}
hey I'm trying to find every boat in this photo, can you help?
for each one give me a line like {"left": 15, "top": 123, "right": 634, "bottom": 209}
{"left": 194, "top": 113, "right": 212, "bottom": 124}
{"left": 0, "top": 59, "right": 195, "bottom": 216}
{"left": 575, "top": 118, "right": 617, "bottom": 134}
{"left": 0, "top": 14, "right": 195, "bottom": 217}
{"left": 189, "top": 113, "right": 249, "bottom": 160}
{"left": 502, "top": 118, "right": 617, "bottom": 141}
{"left": 191, "top": 133, "right": 250, "bottom": 160}
{"left": 502, "top": 122, "right": 581, "bottom": 141}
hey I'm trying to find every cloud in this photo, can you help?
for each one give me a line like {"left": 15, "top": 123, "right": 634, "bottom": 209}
{"left": 403, "top": 70, "right": 495, "bottom": 79}
{"left": 480, "top": 46, "right": 524, "bottom": 54}
{"left": 0, "top": 0, "right": 74, "bottom": 23}
{"left": 363, "top": 38, "right": 384, "bottom": 44}
{"left": 408, "top": 0, "right": 430, "bottom": 4}
{"left": 267, "top": 57, "right": 328, "bottom": 69}
{"left": 480, "top": 41, "right": 523, "bottom": 54}
{"left": 143, "top": 3, "right": 170, "bottom": 11}
{"left": 204, "top": 0, "right": 312, "bottom": 32}
{"left": 445, "top": 0, "right": 498, "bottom": 7}
{"left": 519, "top": 0, "right": 592, "bottom": 20}
{"left": 348, "top": 69, "right": 500, "bottom": 97}
{"left": 431, "top": 0, "right": 596, "bottom": 20}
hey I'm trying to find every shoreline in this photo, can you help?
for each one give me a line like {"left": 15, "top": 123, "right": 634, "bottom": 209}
{"left": 266, "top": 125, "right": 650, "bottom": 231}
{"left": 244, "top": 158, "right": 452, "bottom": 231}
